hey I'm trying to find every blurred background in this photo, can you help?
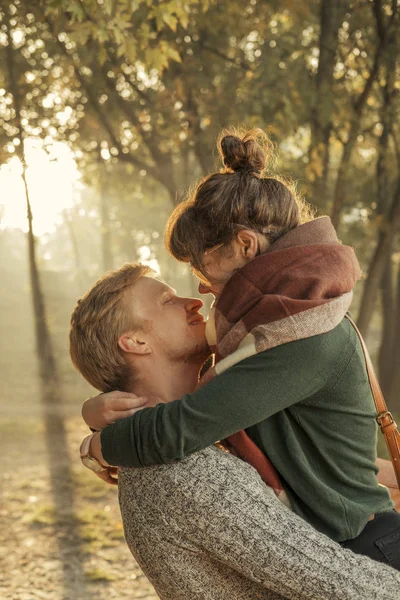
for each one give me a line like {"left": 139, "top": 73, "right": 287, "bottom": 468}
{"left": 0, "top": 1, "right": 399, "bottom": 599}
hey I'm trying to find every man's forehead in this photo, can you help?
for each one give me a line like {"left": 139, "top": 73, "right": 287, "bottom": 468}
{"left": 142, "top": 276, "right": 176, "bottom": 296}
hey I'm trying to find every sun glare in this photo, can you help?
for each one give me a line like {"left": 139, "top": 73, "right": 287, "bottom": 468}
{"left": 0, "top": 139, "right": 81, "bottom": 237}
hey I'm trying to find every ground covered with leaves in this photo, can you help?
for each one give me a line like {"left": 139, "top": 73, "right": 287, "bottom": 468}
{"left": 0, "top": 412, "right": 158, "bottom": 600}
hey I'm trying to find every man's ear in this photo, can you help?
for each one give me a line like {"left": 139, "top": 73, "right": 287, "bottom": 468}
{"left": 236, "top": 230, "right": 259, "bottom": 261}
{"left": 118, "top": 332, "right": 152, "bottom": 355}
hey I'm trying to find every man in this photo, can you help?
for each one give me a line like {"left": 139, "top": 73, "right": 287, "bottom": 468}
{"left": 70, "top": 263, "right": 400, "bottom": 599}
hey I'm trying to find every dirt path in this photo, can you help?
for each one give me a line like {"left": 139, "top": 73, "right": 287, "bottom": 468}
{"left": 0, "top": 413, "right": 158, "bottom": 600}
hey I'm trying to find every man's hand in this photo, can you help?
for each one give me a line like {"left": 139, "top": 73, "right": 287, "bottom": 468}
{"left": 82, "top": 390, "right": 149, "bottom": 430}
{"left": 96, "top": 466, "right": 119, "bottom": 486}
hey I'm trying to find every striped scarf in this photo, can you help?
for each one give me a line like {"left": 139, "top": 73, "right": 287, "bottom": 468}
{"left": 200, "top": 217, "right": 361, "bottom": 505}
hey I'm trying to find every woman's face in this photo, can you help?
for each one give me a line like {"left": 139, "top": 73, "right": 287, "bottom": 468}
{"left": 195, "top": 230, "right": 266, "bottom": 296}
{"left": 196, "top": 245, "right": 246, "bottom": 296}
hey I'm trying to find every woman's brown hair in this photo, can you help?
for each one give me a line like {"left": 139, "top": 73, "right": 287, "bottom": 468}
{"left": 165, "top": 128, "right": 313, "bottom": 272}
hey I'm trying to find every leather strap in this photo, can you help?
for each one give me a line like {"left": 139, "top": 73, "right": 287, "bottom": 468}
{"left": 80, "top": 432, "right": 97, "bottom": 458}
{"left": 345, "top": 315, "right": 400, "bottom": 489}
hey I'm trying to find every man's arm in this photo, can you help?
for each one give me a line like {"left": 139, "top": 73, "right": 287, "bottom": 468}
{"left": 100, "top": 338, "right": 327, "bottom": 467}
{"left": 154, "top": 448, "right": 400, "bottom": 599}
{"left": 120, "top": 447, "right": 400, "bottom": 600}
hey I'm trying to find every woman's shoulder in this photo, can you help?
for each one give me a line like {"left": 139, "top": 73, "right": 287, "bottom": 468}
{"left": 252, "top": 317, "right": 355, "bottom": 373}
{"left": 240, "top": 318, "right": 357, "bottom": 401}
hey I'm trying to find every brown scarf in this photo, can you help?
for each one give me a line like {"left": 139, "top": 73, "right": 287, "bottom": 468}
{"left": 200, "top": 217, "right": 361, "bottom": 503}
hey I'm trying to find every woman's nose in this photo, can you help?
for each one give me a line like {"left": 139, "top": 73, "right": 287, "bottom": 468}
{"left": 198, "top": 283, "right": 212, "bottom": 295}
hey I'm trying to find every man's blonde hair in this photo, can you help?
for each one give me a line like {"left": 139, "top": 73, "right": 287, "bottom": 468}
{"left": 69, "top": 263, "right": 155, "bottom": 392}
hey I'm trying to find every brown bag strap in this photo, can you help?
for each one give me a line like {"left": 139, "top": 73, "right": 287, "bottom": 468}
{"left": 345, "top": 315, "right": 400, "bottom": 489}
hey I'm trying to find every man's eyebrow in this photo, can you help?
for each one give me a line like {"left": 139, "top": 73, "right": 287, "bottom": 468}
{"left": 160, "top": 287, "right": 177, "bottom": 298}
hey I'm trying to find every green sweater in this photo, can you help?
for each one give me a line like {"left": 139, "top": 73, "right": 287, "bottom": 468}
{"left": 101, "top": 317, "right": 393, "bottom": 542}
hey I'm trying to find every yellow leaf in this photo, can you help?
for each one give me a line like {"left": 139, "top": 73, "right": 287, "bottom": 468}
{"left": 167, "top": 47, "right": 182, "bottom": 64}
{"left": 163, "top": 14, "right": 178, "bottom": 32}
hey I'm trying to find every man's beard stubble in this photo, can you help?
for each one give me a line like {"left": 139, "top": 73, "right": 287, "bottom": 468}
{"left": 161, "top": 334, "right": 211, "bottom": 366}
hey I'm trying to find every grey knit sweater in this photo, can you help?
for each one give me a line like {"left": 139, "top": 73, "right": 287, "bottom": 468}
{"left": 118, "top": 446, "right": 400, "bottom": 600}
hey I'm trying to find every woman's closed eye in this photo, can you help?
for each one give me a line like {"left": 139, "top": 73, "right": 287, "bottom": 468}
{"left": 191, "top": 266, "right": 211, "bottom": 287}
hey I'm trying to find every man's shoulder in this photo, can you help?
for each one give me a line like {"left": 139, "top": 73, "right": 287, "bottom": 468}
{"left": 119, "top": 446, "right": 274, "bottom": 504}
{"left": 119, "top": 445, "right": 241, "bottom": 483}
{"left": 118, "top": 445, "right": 278, "bottom": 547}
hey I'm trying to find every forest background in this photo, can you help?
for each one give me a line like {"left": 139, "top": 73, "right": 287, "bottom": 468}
{"left": 1, "top": 1, "right": 400, "bottom": 599}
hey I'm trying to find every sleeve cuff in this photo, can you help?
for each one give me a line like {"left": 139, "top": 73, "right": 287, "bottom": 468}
{"left": 99, "top": 414, "right": 143, "bottom": 467}
{"left": 100, "top": 423, "right": 118, "bottom": 465}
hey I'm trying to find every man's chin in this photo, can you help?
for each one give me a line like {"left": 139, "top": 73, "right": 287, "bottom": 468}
{"left": 178, "top": 340, "right": 211, "bottom": 365}
{"left": 191, "top": 340, "right": 211, "bottom": 362}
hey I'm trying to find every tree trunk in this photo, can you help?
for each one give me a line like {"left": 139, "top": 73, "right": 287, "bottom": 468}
{"left": 5, "top": 12, "right": 95, "bottom": 594}
{"left": 357, "top": 29, "right": 398, "bottom": 336}
{"left": 330, "top": 0, "right": 394, "bottom": 230}
{"left": 308, "top": 0, "right": 345, "bottom": 209}
{"left": 376, "top": 43, "right": 397, "bottom": 393}
{"left": 64, "top": 208, "right": 86, "bottom": 290}
{"left": 357, "top": 183, "right": 400, "bottom": 336}
{"left": 186, "top": 88, "right": 216, "bottom": 176}
{"left": 378, "top": 261, "right": 395, "bottom": 395}
{"left": 388, "top": 264, "right": 400, "bottom": 411}
{"left": 24, "top": 172, "right": 58, "bottom": 381}
{"left": 330, "top": 135, "right": 358, "bottom": 230}
{"left": 5, "top": 14, "right": 58, "bottom": 387}
{"left": 100, "top": 181, "right": 113, "bottom": 272}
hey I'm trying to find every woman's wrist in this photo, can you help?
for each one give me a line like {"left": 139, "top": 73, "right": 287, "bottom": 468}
{"left": 90, "top": 431, "right": 112, "bottom": 468}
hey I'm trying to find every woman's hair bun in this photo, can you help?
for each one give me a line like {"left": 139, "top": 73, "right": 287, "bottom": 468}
{"left": 218, "top": 128, "right": 272, "bottom": 175}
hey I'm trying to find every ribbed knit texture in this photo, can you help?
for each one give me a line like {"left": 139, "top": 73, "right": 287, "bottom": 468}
{"left": 118, "top": 446, "right": 400, "bottom": 600}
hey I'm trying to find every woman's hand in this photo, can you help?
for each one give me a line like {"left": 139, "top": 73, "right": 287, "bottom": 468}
{"left": 82, "top": 390, "right": 149, "bottom": 430}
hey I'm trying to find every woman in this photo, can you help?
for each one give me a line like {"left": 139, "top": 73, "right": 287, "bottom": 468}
{"left": 83, "top": 128, "right": 400, "bottom": 568}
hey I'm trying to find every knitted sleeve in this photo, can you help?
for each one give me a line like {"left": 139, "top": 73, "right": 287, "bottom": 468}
{"left": 101, "top": 339, "right": 325, "bottom": 467}
{"left": 118, "top": 447, "right": 400, "bottom": 600}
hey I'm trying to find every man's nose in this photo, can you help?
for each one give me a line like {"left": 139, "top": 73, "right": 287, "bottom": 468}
{"left": 185, "top": 296, "right": 203, "bottom": 312}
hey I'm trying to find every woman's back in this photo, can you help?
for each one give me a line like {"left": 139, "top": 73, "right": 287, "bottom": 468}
{"left": 246, "top": 317, "right": 393, "bottom": 541}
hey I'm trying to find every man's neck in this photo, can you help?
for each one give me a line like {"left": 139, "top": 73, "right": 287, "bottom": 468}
{"left": 127, "top": 355, "right": 205, "bottom": 405}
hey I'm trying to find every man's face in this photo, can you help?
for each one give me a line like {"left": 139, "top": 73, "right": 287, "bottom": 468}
{"left": 127, "top": 277, "right": 210, "bottom": 362}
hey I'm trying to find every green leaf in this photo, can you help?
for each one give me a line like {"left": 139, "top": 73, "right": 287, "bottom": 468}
{"left": 68, "top": 22, "right": 94, "bottom": 45}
